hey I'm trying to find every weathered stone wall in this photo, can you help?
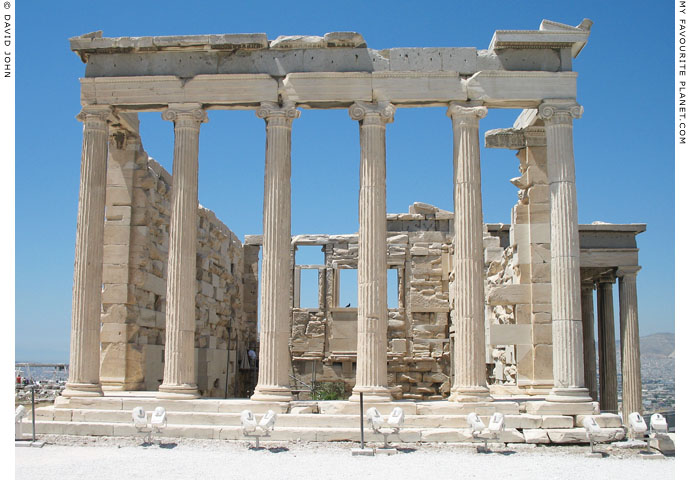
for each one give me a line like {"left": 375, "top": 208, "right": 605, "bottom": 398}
{"left": 288, "top": 203, "right": 455, "bottom": 400}
{"left": 283, "top": 196, "right": 559, "bottom": 400}
{"left": 485, "top": 133, "right": 554, "bottom": 395}
{"left": 100, "top": 135, "right": 255, "bottom": 397}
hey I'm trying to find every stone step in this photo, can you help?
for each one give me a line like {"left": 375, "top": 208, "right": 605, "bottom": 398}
{"left": 24, "top": 420, "right": 511, "bottom": 443}
{"left": 415, "top": 401, "right": 520, "bottom": 415}
{"left": 54, "top": 396, "right": 525, "bottom": 416}
{"left": 36, "top": 406, "right": 574, "bottom": 429}
{"left": 38, "top": 396, "right": 617, "bottom": 445}
{"left": 26, "top": 419, "right": 625, "bottom": 444}
{"left": 574, "top": 413, "right": 623, "bottom": 428}
{"left": 525, "top": 401, "right": 599, "bottom": 416}
{"left": 315, "top": 401, "right": 418, "bottom": 415}
{"left": 54, "top": 396, "right": 289, "bottom": 414}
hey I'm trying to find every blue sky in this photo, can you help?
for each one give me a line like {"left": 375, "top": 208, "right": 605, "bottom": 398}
{"left": 13, "top": 1, "right": 674, "bottom": 362}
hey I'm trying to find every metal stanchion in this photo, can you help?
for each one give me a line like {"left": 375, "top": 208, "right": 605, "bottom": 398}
{"left": 15, "top": 385, "right": 44, "bottom": 448}
{"left": 359, "top": 392, "right": 364, "bottom": 449}
{"left": 31, "top": 386, "right": 36, "bottom": 442}
{"left": 351, "top": 391, "right": 373, "bottom": 456}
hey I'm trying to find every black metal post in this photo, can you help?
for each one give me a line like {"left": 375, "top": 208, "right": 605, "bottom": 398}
{"left": 31, "top": 386, "right": 36, "bottom": 442}
{"left": 311, "top": 360, "right": 316, "bottom": 393}
{"left": 359, "top": 392, "right": 364, "bottom": 449}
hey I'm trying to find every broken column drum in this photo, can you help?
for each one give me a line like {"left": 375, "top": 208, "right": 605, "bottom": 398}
{"left": 447, "top": 103, "right": 491, "bottom": 402}
{"left": 349, "top": 101, "right": 394, "bottom": 402}
{"left": 251, "top": 102, "right": 300, "bottom": 402}
{"left": 158, "top": 104, "right": 207, "bottom": 399}
{"left": 63, "top": 106, "right": 112, "bottom": 398}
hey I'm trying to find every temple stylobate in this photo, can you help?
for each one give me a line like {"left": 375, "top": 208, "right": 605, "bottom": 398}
{"left": 48, "top": 18, "right": 647, "bottom": 443}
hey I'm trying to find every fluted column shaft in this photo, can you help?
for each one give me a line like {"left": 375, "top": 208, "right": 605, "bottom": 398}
{"left": 539, "top": 100, "right": 590, "bottom": 402}
{"left": 158, "top": 103, "right": 207, "bottom": 399}
{"left": 447, "top": 103, "right": 491, "bottom": 402}
{"left": 597, "top": 278, "right": 618, "bottom": 412}
{"left": 251, "top": 102, "right": 300, "bottom": 402}
{"left": 581, "top": 282, "right": 597, "bottom": 401}
{"left": 349, "top": 101, "right": 394, "bottom": 402}
{"left": 63, "top": 106, "right": 112, "bottom": 397}
{"left": 618, "top": 266, "right": 642, "bottom": 421}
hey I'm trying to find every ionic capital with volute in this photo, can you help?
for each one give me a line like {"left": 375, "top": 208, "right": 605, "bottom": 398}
{"left": 348, "top": 101, "right": 395, "bottom": 125}
{"left": 538, "top": 99, "right": 583, "bottom": 125}
{"left": 446, "top": 102, "right": 487, "bottom": 126}
{"left": 616, "top": 265, "right": 642, "bottom": 278}
{"left": 596, "top": 273, "right": 617, "bottom": 286}
{"left": 256, "top": 101, "right": 301, "bottom": 125}
{"left": 162, "top": 103, "right": 208, "bottom": 128}
{"left": 76, "top": 105, "right": 112, "bottom": 130}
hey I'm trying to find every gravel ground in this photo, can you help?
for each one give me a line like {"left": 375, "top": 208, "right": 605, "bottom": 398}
{"left": 15, "top": 435, "right": 675, "bottom": 480}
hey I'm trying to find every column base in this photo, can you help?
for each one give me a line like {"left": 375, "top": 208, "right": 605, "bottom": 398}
{"left": 525, "top": 385, "right": 554, "bottom": 396}
{"left": 61, "top": 382, "right": 104, "bottom": 398}
{"left": 546, "top": 387, "right": 592, "bottom": 403}
{"left": 251, "top": 385, "right": 293, "bottom": 403}
{"left": 348, "top": 385, "right": 392, "bottom": 402}
{"left": 449, "top": 385, "right": 492, "bottom": 402}
{"left": 526, "top": 399, "right": 599, "bottom": 415}
{"left": 101, "top": 381, "right": 146, "bottom": 392}
{"left": 157, "top": 383, "right": 200, "bottom": 399}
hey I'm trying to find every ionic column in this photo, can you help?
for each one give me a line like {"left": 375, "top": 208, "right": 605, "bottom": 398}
{"left": 617, "top": 266, "right": 643, "bottom": 421}
{"left": 251, "top": 102, "right": 300, "bottom": 402}
{"left": 581, "top": 281, "right": 597, "bottom": 401}
{"left": 447, "top": 102, "right": 491, "bottom": 402}
{"left": 348, "top": 101, "right": 394, "bottom": 402}
{"left": 597, "top": 276, "right": 618, "bottom": 412}
{"left": 158, "top": 103, "right": 207, "bottom": 399}
{"left": 63, "top": 106, "right": 112, "bottom": 398}
{"left": 539, "top": 100, "right": 590, "bottom": 402}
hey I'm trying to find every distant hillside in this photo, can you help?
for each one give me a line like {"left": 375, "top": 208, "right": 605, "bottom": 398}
{"left": 606, "top": 333, "right": 675, "bottom": 358}
{"left": 639, "top": 333, "right": 674, "bottom": 358}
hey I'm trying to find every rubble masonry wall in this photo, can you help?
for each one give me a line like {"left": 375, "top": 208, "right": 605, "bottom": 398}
{"left": 289, "top": 204, "right": 457, "bottom": 400}
{"left": 99, "top": 138, "right": 255, "bottom": 397}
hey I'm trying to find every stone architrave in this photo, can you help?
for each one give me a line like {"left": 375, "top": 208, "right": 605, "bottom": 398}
{"left": 63, "top": 106, "right": 112, "bottom": 398}
{"left": 597, "top": 276, "right": 617, "bottom": 412}
{"left": 158, "top": 103, "right": 207, "bottom": 399}
{"left": 617, "top": 266, "right": 643, "bottom": 422}
{"left": 580, "top": 282, "right": 597, "bottom": 401}
{"left": 538, "top": 99, "right": 590, "bottom": 403}
{"left": 251, "top": 102, "right": 300, "bottom": 402}
{"left": 348, "top": 101, "right": 395, "bottom": 402}
{"left": 447, "top": 102, "right": 492, "bottom": 402}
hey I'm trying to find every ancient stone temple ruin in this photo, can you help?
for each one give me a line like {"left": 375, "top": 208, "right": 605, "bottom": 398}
{"left": 36, "top": 19, "right": 649, "bottom": 443}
